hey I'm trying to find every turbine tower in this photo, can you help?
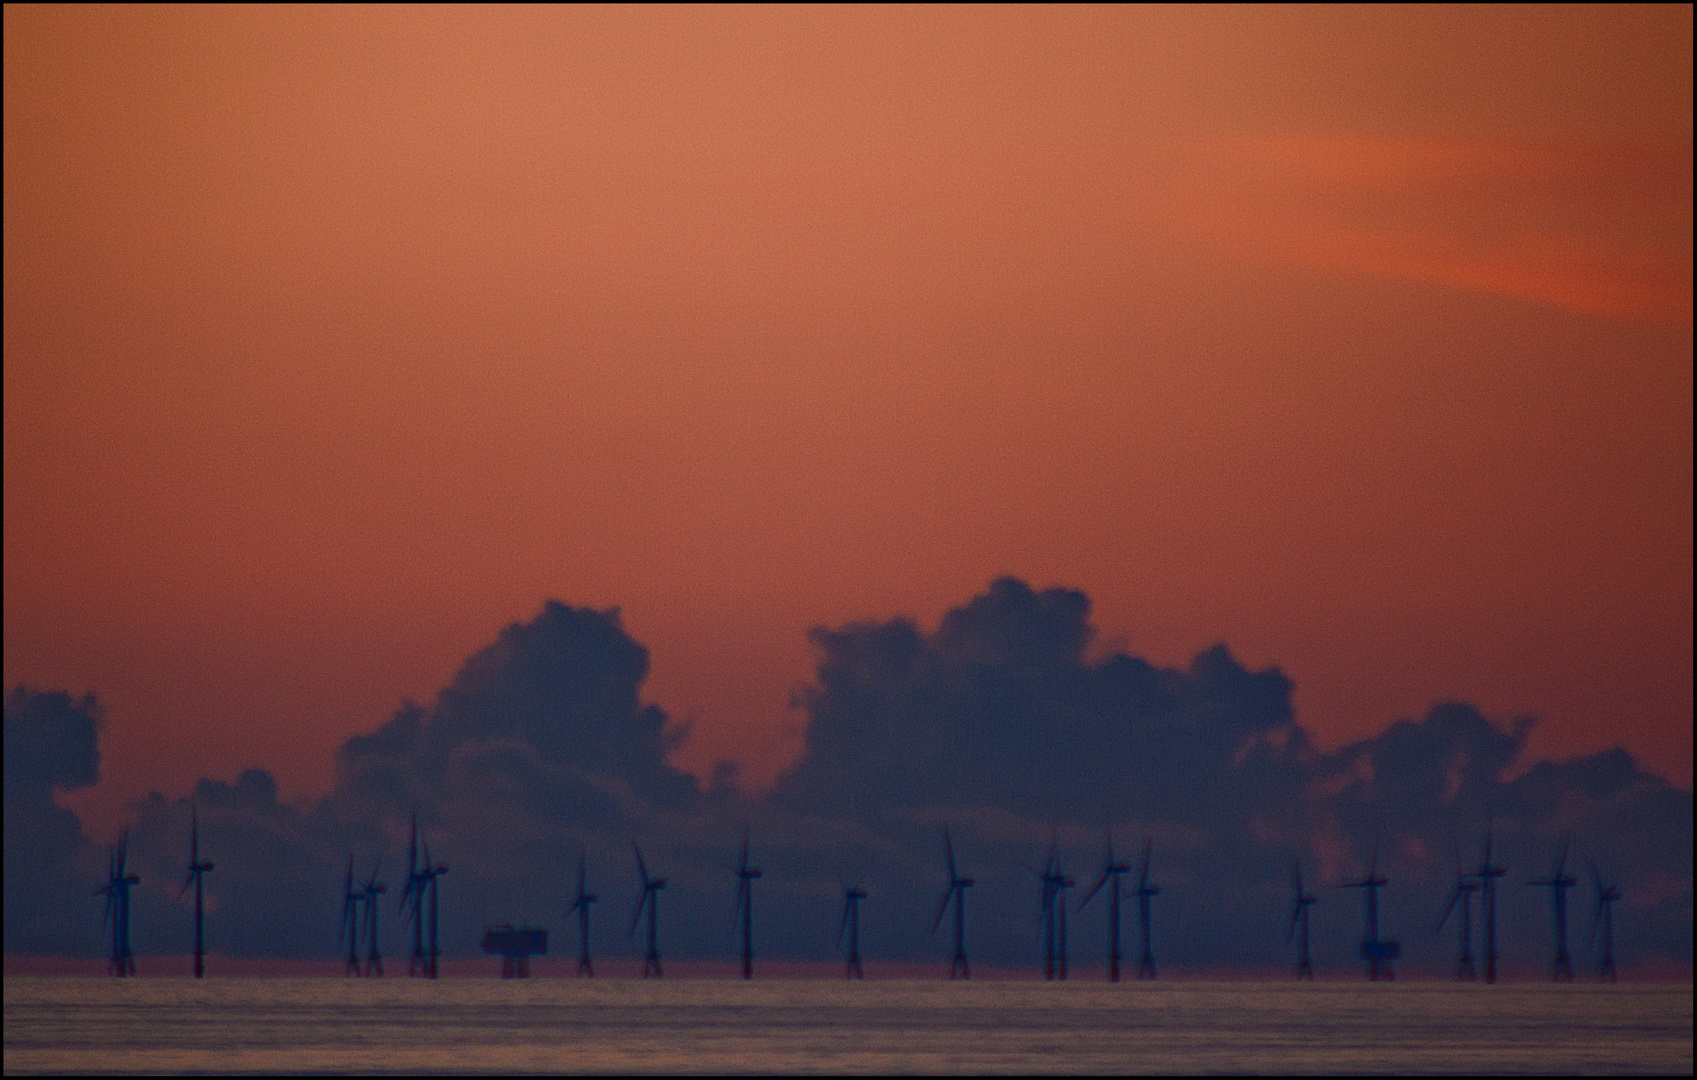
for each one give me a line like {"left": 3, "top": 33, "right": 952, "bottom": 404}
{"left": 1343, "top": 850, "right": 1400, "bottom": 980}
{"left": 362, "top": 856, "right": 386, "bottom": 976}
{"left": 341, "top": 854, "right": 364, "bottom": 976}
{"left": 179, "top": 802, "right": 215, "bottom": 978}
{"left": 630, "top": 842, "right": 667, "bottom": 978}
{"left": 839, "top": 880, "right": 866, "bottom": 979}
{"left": 1437, "top": 848, "right": 1479, "bottom": 981}
{"left": 931, "top": 827, "right": 974, "bottom": 979}
{"left": 1078, "top": 828, "right": 1130, "bottom": 982}
{"left": 1475, "top": 817, "right": 1506, "bottom": 983}
{"left": 1587, "top": 859, "right": 1619, "bottom": 983}
{"left": 1134, "top": 839, "right": 1160, "bottom": 979}
{"left": 1287, "top": 859, "right": 1317, "bottom": 980}
{"left": 1526, "top": 836, "right": 1576, "bottom": 981}
{"left": 732, "top": 828, "right": 762, "bottom": 979}
{"left": 571, "top": 850, "right": 597, "bottom": 977}
{"left": 96, "top": 831, "right": 140, "bottom": 977}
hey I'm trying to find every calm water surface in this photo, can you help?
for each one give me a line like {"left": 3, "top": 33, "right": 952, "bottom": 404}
{"left": 5, "top": 978, "right": 1691, "bottom": 1074}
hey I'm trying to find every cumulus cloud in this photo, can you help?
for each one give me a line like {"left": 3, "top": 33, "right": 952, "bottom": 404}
{"left": 15, "top": 583, "right": 1691, "bottom": 975}
{"left": 4, "top": 689, "right": 107, "bottom": 955}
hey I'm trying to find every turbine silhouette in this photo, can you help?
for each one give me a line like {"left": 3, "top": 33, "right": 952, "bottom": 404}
{"left": 731, "top": 827, "right": 762, "bottom": 980}
{"left": 1078, "top": 828, "right": 1130, "bottom": 982}
{"left": 629, "top": 842, "right": 667, "bottom": 978}
{"left": 96, "top": 831, "right": 140, "bottom": 977}
{"left": 1133, "top": 839, "right": 1160, "bottom": 980}
{"left": 361, "top": 856, "right": 386, "bottom": 976}
{"left": 1342, "top": 849, "right": 1400, "bottom": 980}
{"left": 1587, "top": 859, "right": 1619, "bottom": 983}
{"left": 401, "top": 814, "right": 427, "bottom": 977}
{"left": 1436, "top": 844, "right": 1478, "bottom": 981}
{"left": 1526, "top": 835, "right": 1576, "bottom": 981}
{"left": 341, "top": 854, "right": 364, "bottom": 977}
{"left": 931, "top": 827, "right": 973, "bottom": 979}
{"left": 178, "top": 802, "right": 214, "bottom": 979}
{"left": 1474, "top": 816, "right": 1507, "bottom": 983}
{"left": 1287, "top": 859, "right": 1317, "bottom": 980}
{"left": 571, "top": 849, "right": 597, "bottom": 978}
{"left": 1024, "top": 834, "right": 1070, "bottom": 980}
{"left": 838, "top": 879, "right": 867, "bottom": 979}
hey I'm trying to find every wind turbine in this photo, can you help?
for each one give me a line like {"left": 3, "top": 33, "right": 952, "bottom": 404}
{"left": 1437, "top": 846, "right": 1479, "bottom": 981}
{"left": 931, "top": 827, "right": 973, "bottom": 979}
{"left": 571, "top": 850, "right": 597, "bottom": 977}
{"left": 1022, "top": 837, "right": 1058, "bottom": 979}
{"left": 96, "top": 831, "right": 140, "bottom": 977}
{"left": 1587, "top": 859, "right": 1619, "bottom": 983}
{"left": 1526, "top": 835, "right": 1576, "bottom": 981}
{"left": 629, "top": 842, "right": 666, "bottom": 978}
{"left": 362, "top": 856, "right": 386, "bottom": 976}
{"left": 1475, "top": 816, "right": 1507, "bottom": 983}
{"left": 1078, "top": 828, "right": 1130, "bottom": 982}
{"left": 401, "top": 814, "right": 427, "bottom": 977}
{"left": 422, "top": 836, "right": 448, "bottom": 978}
{"left": 1287, "top": 859, "right": 1317, "bottom": 980}
{"left": 1052, "top": 852, "right": 1073, "bottom": 980}
{"left": 1134, "top": 839, "right": 1160, "bottom": 979}
{"left": 839, "top": 880, "right": 867, "bottom": 979}
{"left": 1024, "top": 833, "right": 1074, "bottom": 980}
{"left": 341, "top": 854, "right": 364, "bottom": 976}
{"left": 731, "top": 828, "right": 762, "bottom": 979}
{"left": 179, "top": 802, "right": 215, "bottom": 978}
{"left": 1342, "top": 849, "right": 1400, "bottom": 980}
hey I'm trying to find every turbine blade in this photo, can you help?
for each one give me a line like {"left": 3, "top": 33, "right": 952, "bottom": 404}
{"left": 1140, "top": 838, "right": 1152, "bottom": 887}
{"left": 1078, "top": 871, "right": 1108, "bottom": 911}
{"left": 839, "top": 896, "right": 850, "bottom": 944}
{"left": 633, "top": 842, "right": 649, "bottom": 885}
{"left": 179, "top": 871, "right": 194, "bottom": 900}
{"left": 1554, "top": 834, "right": 1569, "bottom": 879}
{"left": 931, "top": 888, "right": 953, "bottom": 934}
{"left": 1437, "top": 887, "right": 1460, "bottom": 932}
{"left": 628, "top": 892, "right": 646, "bottom": 939}
{"left": 1286, "top": 901, "right": 1301, "bottom": 943}
{"left": 578, "top": 849, "right": 587, "bottom": 897}
{"left": 944, "top": 827, "right": 956, "bottom": 882}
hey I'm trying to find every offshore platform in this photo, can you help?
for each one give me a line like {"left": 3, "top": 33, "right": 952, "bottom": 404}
{"left": 481, "top": 924, "right": 547, "bottom": 978}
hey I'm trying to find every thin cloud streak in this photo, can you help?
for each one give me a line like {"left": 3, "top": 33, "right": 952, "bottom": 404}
{"left": 1158, "top": 135, "right": 1694, "bottom": 320}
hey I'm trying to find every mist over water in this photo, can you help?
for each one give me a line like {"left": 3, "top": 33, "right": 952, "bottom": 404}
{"left": 5, "top": 978, "right": 1690, "bottom": 1074}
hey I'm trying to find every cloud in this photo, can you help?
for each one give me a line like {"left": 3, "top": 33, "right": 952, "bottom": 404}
{"left": 4, "top": 689, "right": 106, "bottom": 955}
{"left": 1158, "top": 135, "right": 1695, "bottom": 320}
{"left": 766, "top": 580, "right": 1690, "bottom": 972}
{"left": 16, "top": 584, "right": 1691, "bottom": 975}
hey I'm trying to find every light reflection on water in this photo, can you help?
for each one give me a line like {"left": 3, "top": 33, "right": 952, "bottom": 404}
{"left": 5, "top": 978, "right": 1691, "bottom": 1074}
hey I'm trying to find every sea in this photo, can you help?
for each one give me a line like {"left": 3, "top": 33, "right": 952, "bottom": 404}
{"left": 4, "top": 977, "right": 1691, "bottom": 1074}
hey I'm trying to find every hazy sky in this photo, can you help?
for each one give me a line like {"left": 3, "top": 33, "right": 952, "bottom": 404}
{"left": 5, "top": 6, "right": 1691, "bottom": 835}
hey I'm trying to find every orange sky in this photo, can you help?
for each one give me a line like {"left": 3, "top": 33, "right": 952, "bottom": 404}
{"left": 5, "top": 6, "right": 1691, "bottom": 836}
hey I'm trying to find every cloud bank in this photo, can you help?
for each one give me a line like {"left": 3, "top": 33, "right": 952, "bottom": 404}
{"left": 6, "top": 581, "right": 1689, "bottom": 975}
